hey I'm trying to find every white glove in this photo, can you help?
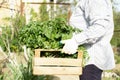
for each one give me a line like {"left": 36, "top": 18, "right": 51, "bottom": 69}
{"left": 60, "top": 38, "right": 79, "bottom": 54}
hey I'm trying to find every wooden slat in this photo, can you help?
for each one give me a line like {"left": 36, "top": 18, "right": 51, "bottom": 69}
{"left": 35, "top": 49, "right": 40, "bottom": 57}
{"left": 22, "top": 0, "right": 70, "bottom": 5}
{"left": 77, "top": 50, "right": 83, "bottom": 59}
{"left": 33, "top": 66, "right": 82, "bottom": 75}
{"left": 35, "top": 49, "right": 83, "bottom": 58}
{"left": 22, "top": 0, "right": 43, "bottom": 3}
{"left": 34, "top": 58, "right": 82, "bottom": 67}
{"left": 35, "top": 49, "right": 62, "bottom": 57}
{"left": 52, "top": 75, "right": 79, "bottom": 80}
{"left": 35, "top": 49, "right": 62, "bottom": 52}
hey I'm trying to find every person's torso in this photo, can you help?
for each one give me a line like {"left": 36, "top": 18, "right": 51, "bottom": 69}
{"left": 69, "top": 0, "right": 115, "bottom": 70}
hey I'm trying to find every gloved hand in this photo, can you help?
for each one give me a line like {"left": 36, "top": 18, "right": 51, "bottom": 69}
{"left": 60, "top": 38, "right": 79, "bottom": 54}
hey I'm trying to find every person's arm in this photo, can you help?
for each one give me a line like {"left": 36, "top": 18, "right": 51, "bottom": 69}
{"left": 73, "top": 0, "right": 112, "bottom": 45}
{"left": 61, "top": 0, "right": 113, "bottom": 54}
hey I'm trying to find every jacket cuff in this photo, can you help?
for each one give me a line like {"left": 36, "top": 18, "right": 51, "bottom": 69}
{"left": 73, "top": 32, "right": 88, "bottom": 45}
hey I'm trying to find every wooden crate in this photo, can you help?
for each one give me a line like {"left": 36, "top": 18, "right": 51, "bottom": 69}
{"left": 33, "top": 49, "right": 83, "bottom": 75}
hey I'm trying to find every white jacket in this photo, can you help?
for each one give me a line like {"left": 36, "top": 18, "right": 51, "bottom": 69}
{"left": 70, "top": 0, "right": 115, "bottom": 70}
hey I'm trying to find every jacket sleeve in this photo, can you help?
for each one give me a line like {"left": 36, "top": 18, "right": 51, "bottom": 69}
{"left": 73, "top": 0, "right": 112, "bottom": 45}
